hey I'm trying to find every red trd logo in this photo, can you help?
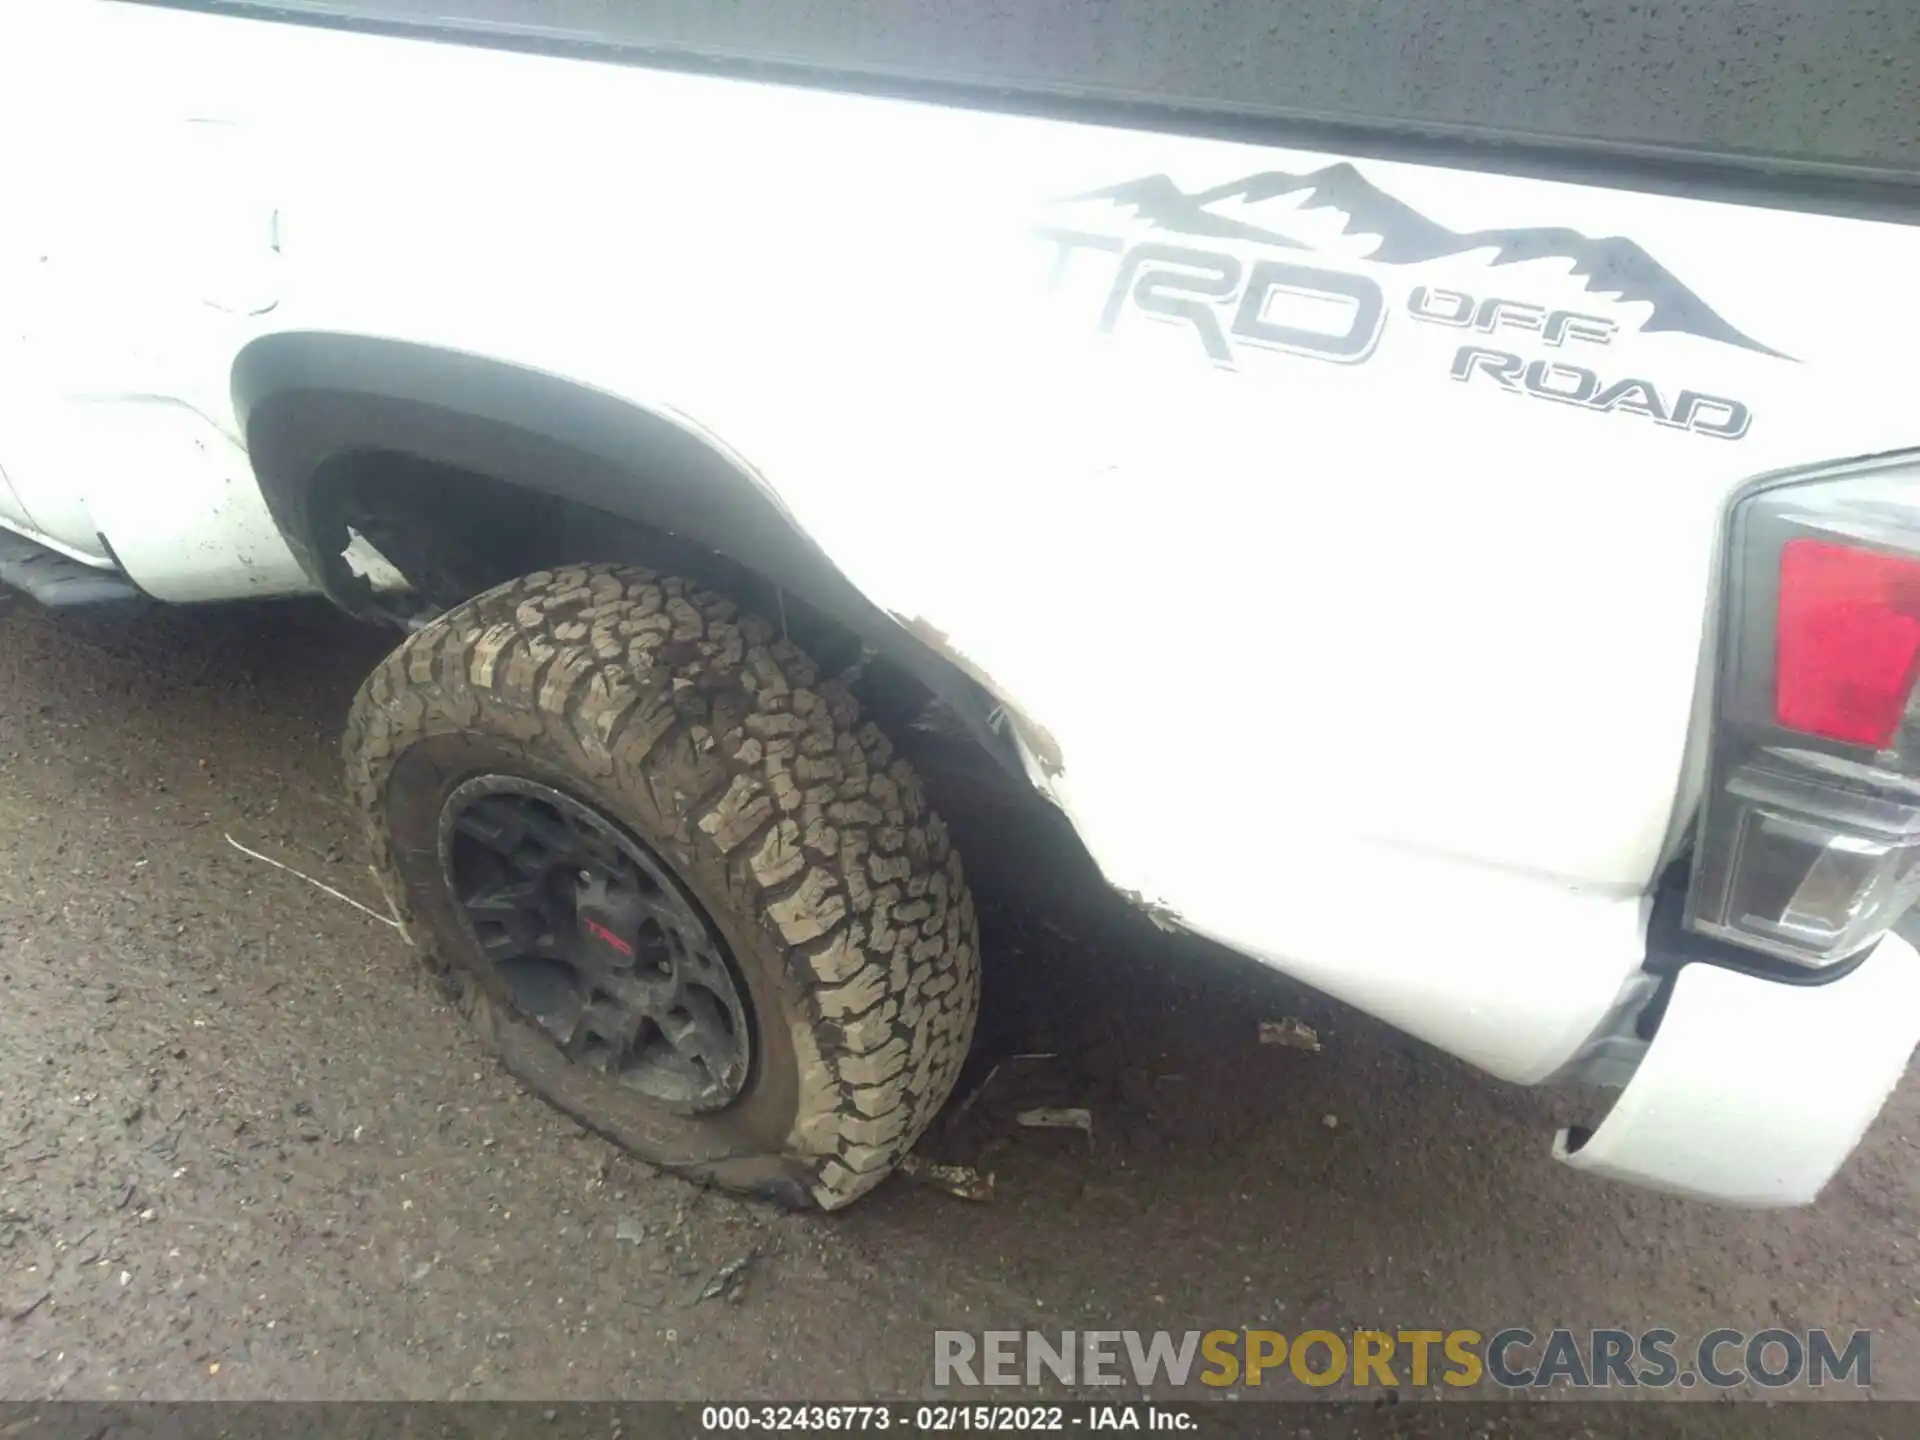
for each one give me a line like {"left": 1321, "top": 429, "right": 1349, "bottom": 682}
{"left": 583, "top": 917, "right": 634, "bottom": 956}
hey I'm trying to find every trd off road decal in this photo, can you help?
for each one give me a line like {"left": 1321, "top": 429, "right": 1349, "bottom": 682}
{"left": 1037, "top": 163, "right": 1784, "bottom": 440}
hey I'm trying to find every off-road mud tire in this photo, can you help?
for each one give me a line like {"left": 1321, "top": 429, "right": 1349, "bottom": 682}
{"left": 343, "top": 564, "right": 981, "bottom": 1209}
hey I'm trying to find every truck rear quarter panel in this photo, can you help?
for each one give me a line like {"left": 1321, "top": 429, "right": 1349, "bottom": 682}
{"left": 3, "top": 0, "right": 1916, "bottom": 1080}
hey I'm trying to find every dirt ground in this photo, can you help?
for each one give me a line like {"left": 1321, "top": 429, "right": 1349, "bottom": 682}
{"left": 1, "top": 593, "right": 1918, "bottom": 1419}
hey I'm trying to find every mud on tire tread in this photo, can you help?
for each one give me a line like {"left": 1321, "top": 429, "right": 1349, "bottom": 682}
{"left": 343, "top": 564, "right": 981, "bottom": 1208}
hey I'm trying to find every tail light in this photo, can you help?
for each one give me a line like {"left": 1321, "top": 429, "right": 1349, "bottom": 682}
{"left": 1686, "top": 455, "right": 1920, "bottom": 967}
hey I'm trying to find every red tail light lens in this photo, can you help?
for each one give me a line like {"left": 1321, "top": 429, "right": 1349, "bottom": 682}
{"left": 1685, "top": 457, "right": 1920, "bottom": 968}
{"left": 1775, "top": 539, "right": 1920, "bottom": 748}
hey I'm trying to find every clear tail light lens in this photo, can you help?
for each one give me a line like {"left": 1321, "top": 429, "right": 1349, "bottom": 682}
{"left": 1686, "top": 456, "right": 1920, "bottom": 967}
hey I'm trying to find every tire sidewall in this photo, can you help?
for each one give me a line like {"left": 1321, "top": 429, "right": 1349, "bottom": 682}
{"left": 349, "top": 564, "right": 984, "bottom": 1210}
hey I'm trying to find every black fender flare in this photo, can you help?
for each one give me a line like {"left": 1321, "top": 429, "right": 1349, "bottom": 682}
{"left": 232, "top": 330, "right": 1030, "bottom": 776}
{"left": 237, "top": 332, "right": 864, "bottom": 623}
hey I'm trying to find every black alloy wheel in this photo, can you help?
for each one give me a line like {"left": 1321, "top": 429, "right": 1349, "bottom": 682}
{"left": 440, "top": 774, "right": 751, "bottom": 1112}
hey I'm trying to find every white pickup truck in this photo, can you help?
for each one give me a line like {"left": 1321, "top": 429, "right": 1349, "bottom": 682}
{"left": 3, "top": 0, "right": 1917, "bottom": 1211}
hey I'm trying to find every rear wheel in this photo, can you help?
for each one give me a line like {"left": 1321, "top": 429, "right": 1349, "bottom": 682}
{"left": 343, "top": 564, "right": 981, "bottom": 1208}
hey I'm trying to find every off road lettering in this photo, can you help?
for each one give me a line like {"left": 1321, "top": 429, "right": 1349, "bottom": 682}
{"left": 1451, "top": 345, "right": 1752, "bottom": 439}
{"left": 1409, "top": 286, "right": 1617, "bottom": 347}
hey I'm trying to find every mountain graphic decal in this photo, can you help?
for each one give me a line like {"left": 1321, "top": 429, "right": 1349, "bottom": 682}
{"left": 1065, "top": 163, "right": 1789, "bottom": 360}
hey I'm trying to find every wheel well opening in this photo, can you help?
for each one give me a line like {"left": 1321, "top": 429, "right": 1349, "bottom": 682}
{"left": 312, "top": 449, "right": 557, "bottom": 620}
{"left": 305, "top": 448, "right": 1025, "bottom": 806}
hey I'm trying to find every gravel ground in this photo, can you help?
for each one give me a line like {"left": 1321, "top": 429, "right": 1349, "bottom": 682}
{"left": 1, "top": 592, "right": 1917, "bottom": 1422}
